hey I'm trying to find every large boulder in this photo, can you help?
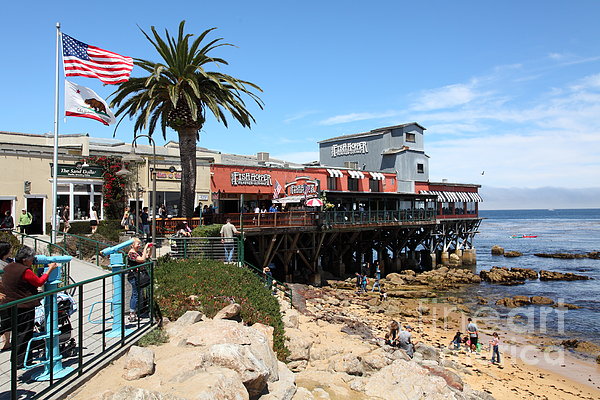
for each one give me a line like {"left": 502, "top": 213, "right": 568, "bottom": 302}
{"left": 122, "top": 346, "right": 155, "bottom": 381}
{"left": 285, "top": 328, "right": 312, "bottom": 364}
{"left": 539, "top": 270, "right": 590, "bottom": 281}
{"left": 496, "top": 295, "right": 531, "bottom": 308}
{"left": 261, "top": 361, "right": 297, "bottom": 400}
{"left": 414, "top": 342, "right": 441, "bottom": 363}
{"left": 328, "top": 353, "right": 364, "bottom": 376}
{"left": 363, "top": 359, "right": 463, "bottom": 399}
{"left": 165, "top": 310, "right": 203, "bottom": 337}
{"left": 421, "top": 364, "right": 464, "bottom": 391}
{"left": 179, "top": 319, "right": 279, "bottom": 383}
{"left": 252, "top": 323, "right": 275, "bottom": 350}
{"left": 283, "top": 309, "right": 300, "bottom": 329}
{"left": 504, "top": 251, "right": 523, "bottom": 257}
{"left": 198, "top": 343, "right": 270, "bottom": 398}
{"left": 491, "top": 245, "right": 504, "bottom": 255}
{"left": 101, "top": 386, "right": 185, "bottom": 400}
{"left": 170, "top": 367, "right": 249, "bottom": 400}
{"left": 214, "top": 303, "right": 242, "bottom": 320}
{"left": 530, "top": 296, "right": 554, "bottom": 305}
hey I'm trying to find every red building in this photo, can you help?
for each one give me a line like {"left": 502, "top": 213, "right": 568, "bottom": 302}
{"left": 415, "top": 181, "right": 481, "bottom": 219}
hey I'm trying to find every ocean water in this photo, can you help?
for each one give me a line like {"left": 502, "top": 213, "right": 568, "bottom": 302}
{"left": 466, "top": 208, "right": 600, "bottom": 344}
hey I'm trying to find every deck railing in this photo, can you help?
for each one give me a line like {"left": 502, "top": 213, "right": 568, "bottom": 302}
{"left": 0, "top": 261, "right": 156, "bottom": 400}
{"left": 169, "top": 236, "right": 240, "bottom": 262}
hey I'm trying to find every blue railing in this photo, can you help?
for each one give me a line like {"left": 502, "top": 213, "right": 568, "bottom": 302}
{"left": 0, "top": 257, "right": 155, "bottom": 400}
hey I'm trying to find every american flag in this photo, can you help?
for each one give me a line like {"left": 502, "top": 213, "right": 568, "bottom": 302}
{"left": 273, "top": 180, "right": 283, "bottom": 199}
{"left": 62, "top": 34, "right": 133, "bottom": 85}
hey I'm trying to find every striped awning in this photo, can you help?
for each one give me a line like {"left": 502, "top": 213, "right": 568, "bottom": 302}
{"left": 326, "top": 168, "right": 344, "bottom": 178}
{"left": 348, "top": 170, "right": 365, "bottom": 179}
{"left": 419, "top": 190, "right": 483, "bottom": 202}
{"left": 369, "top": 172, "right": 385, "bottom": 180}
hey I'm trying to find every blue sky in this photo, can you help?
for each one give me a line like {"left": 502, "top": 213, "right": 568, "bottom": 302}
{"left": 2, "top": 1, "right": 600, "bottom": 205}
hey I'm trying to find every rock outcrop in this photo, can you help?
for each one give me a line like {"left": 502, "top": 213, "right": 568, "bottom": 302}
{"left": 480, "top": 267, "right": 538, "bottom": 283}
{"left": 491, "top": 245, "right": 504, "bottom": 255}
{"left": 504, "top": 251, "right": 523, "bottom": 257}
{"left": 496, "top": 295, "right": 555, "bottom": 308}
{"left": 539, "top": 270, "right": 591, "bottom": 281}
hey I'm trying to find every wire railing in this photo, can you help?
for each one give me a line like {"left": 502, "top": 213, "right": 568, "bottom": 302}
{"left": 53, "top": 231, "right": 119, "bottom": 268}
{"left": 0, "top": 260, "right": 156, "bottom": 400}
{"left": 168, "top": 236, "right": 240, "bottom": 262}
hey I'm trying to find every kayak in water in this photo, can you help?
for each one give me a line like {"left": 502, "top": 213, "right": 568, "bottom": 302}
{"left": 510, "top": 235, "right": 538, "bottom": 238}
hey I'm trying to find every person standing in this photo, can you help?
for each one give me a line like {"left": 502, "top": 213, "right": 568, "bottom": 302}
{"left": 1, "top": 211, "right": 14, "bottom": 231}
{"left": 18, "top": 209, "right": 33, "bottom": 234}
{"left": 0, "top": 246, "right": 58, "bottom": 367}
{"left": 0, "top": 241, "right": 14, "bottom": 350}
{"left": 126, "top": 238, "right": 152, "bottom": 322}
{"left": 371, "top": 261, "right": 382, "bottom": 292}
{"left": 121, "top": 206, "right": 131, "bottom": 231}
{"left": 140, "top": 207, "right": 150, "bottom": 239}
{"left": 220, "top": 218, "right": 240, "bottom": 263}
{"left": 90, "top": 205, "right": 99, "bottom": 234}
{"left": 61, "top": 206, "right": 71, "bottom": 233}
{"left": 467, "top": 317, "right": 479, "bottom": 352}
{"left": 490, "top": 332, "right": 501, "bottom": 364}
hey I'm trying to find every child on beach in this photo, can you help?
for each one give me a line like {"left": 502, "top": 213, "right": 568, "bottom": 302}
{"left": 490, "top": 332, "right": 501, "bottom": 364}
{"left": 450, "top": 331, "right": 462, "bottom": 349}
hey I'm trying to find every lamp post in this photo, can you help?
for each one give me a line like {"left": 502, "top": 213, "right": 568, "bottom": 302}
{"left": 116, "top": 136, "right": 157, "bottom": 260}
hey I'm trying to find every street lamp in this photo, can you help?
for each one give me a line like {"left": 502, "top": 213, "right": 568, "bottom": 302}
{"left": 132, "top": 135, "right": 157, "bottom": 260}
{"left": 115, "top": 137, "right": 157, "bottom": 260}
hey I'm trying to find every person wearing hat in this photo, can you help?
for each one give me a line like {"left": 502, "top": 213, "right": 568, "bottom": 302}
{"left": 17, "top": 209, "right": 33, "bottom": 234}
{"left": 398, "top": 325, "right": 415, "bottom": 357}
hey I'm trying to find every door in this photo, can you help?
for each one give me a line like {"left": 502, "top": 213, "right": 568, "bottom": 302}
{"left": 26, "top": 198, "right": 44, "bottom": 235}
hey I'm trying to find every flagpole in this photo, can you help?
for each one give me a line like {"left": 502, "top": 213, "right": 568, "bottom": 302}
{"left": 51, "top": 22, "right": 61, "bottom": 244}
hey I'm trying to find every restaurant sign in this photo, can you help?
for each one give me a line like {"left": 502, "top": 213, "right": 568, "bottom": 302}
{"left": 51, "top": 163, "right": 104, "bottom": 178}
{"left": 231, "top": 171, "right": 272, "bottom": 186}
{"left": 331, "top": 141, "right": 368, "bottom": 158}
{"left": 285, "top": 177, "right": 319, "bottom": 196}
{"left": 156, "top": 169, "right": 182, "bottom": 180}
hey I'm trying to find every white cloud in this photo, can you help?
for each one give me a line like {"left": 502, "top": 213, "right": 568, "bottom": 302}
{"left": 410, "top": 82, "right": 482, "bottom": 111}
{"left": 318, "top": 111, "right": 400, "bottom": 126}
{"left": 283, "top": 110, "right": 319, "bottom": 124}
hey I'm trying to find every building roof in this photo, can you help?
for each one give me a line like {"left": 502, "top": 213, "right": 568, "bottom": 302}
{"left": 220, "top": 153, "right": 305, "bottom": 169}
{"left": 318, "top": 122, "right": 427, "bottom": 144}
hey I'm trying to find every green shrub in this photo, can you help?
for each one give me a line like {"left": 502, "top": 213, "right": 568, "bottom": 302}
{"left": 0, "top": 231, "right": 20, "bottom": 258}
{"left": 191, "top": 224, "right": 223, "bottom": 237}
{"left": 96, "top": 220, "right": 122, "bottom": 242}
{"left": 155, "top": 258, "right": 289, "bottom": 361}
{"left": 137, "top": 328, "right": 169, "bottom": 347}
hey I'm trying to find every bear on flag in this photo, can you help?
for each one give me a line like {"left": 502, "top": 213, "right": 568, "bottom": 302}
{"left": 65, "top": 80, "right": 116, "bottom": 125}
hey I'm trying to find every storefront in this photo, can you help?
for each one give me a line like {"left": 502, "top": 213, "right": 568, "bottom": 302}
{"left": 51, "top": 164, "right": 105, "bottom": 222}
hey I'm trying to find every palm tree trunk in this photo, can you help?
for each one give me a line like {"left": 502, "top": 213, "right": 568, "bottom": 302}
{"left": 177, "top": 127, "right": 198, "bottom": 217}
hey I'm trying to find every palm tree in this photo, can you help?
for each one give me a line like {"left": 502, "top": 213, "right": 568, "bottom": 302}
{"left": 111, "top": 21, "right": 263, "bottom": 217}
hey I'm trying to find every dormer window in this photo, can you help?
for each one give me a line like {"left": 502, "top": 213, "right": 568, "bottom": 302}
{"left": 417, "top": 163, "right": 424, "bottom": 173}
{"left": 406, "top": 132, "right": 416, "bottom": 143}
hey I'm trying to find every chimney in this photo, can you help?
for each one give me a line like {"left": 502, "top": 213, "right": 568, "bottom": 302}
{"left": 257, "top": 152, "right": 269, "bottom": 162}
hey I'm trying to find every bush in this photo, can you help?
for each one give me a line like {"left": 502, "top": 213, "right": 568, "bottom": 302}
{"left": 0, "top": 231, "right": 21, "bottom": 258}
{"left": 137, "top": 328, "right": 169, "bottom": 347}
{"left": 191, "top": 224, "right": 223, "bottom": 237}
{"left": 155, "top": 258, "right": 289, "bottom": 361}
{"left": 96, "top": 220, "right": 123, "bottom": 242}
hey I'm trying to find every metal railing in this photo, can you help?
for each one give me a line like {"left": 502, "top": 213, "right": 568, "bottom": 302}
{"left": 53, "top": 231, "right": 119, "bottom": 268}
{"left": 169, "top": 236, "right": 240, "bottom": 262}
{"left": 321, "top": 209, "right": 436, "bottom": 226}
{"left": 214, "top": 212, "right": 318, "bottom": 229}
{"left": 242, "top": 260, "right": 293, "bottom": 305}
{"left": 0, "top": 261, "right": 156, "bottom": 400}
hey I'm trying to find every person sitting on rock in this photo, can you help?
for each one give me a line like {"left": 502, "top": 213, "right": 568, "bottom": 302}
{"left": 399, "top": 325, "right": 417, "bottom": 358}
{"left": 385, "top": 320, "right": 400, "bottom": 346}
{"left": 379, "top": 289, "right": 387, "bottom": 302}
{"left": 450, "top": 331, "right": 462, "bottom": 349}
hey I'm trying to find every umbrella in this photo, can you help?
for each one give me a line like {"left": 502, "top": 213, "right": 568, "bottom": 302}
{"left": 305, "top": 198, "right": 323, "bottom": 207}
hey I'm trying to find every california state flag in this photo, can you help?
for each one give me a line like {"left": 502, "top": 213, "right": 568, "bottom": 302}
{"left": 65, "top": 80, "right": 116, "bottom": 125}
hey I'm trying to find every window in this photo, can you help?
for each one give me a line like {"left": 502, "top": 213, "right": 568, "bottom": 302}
{"left": 327, "top": 176, "right": 338, "bottom": 191}
{"left": 347, "top": 177, "right": 359, "bottom": 191}
{"left": 406, "top": 132, "right": 416, "bottom": 142}
{"left": 369, "top": 179, "right": 381, "bottom": 192}
{"left": 417, "top": 163, "right": 424, "bottom": 173}
{"left": 344, "top": 161, "right": 359, "bottom": 169}
{"left": 151, "top": 191, "right": 181, "bottom": 216}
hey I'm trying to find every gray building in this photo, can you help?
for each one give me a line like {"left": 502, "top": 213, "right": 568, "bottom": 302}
{"left": 318, "top": 123, "right": 429, "bottom": 192}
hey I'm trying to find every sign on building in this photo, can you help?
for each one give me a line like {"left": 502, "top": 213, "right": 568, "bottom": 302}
{"left": 331, "top": 141, "right": 368, "bottom": 158}
{"left": 50, "top": 164, "right": 104, "bottom": 178}
{"left": 230, "top": 172, "right": 273, "bottom": 186}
